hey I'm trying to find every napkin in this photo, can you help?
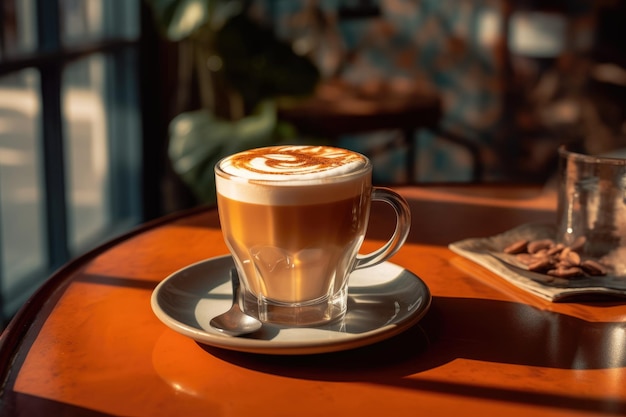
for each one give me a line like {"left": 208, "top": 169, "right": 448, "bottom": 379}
{"left": 449, "top": 223, "right": 626, "bottom": 301}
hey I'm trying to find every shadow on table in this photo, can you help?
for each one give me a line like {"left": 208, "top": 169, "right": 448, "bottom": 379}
{"left": 0, "top": 392, "right": 115, "bottom": 417}
{"left": 203, "top": 295, "right": 626, "bottom": 414}
{"left": 204, "top": 295, "right": 626, "bottom": 373}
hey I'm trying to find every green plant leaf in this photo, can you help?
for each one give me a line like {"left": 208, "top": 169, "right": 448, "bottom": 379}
{"left": 215, "top": 13, "right": 320, "bottom": 109}
{"left": 168, "top": 101, "right": 293, "bottom": 203}
{"left": 146, "top": 0, "right": 209, "bottom": 41}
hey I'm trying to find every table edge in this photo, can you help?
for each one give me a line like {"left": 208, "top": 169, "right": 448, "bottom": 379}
{"left": 0, "top": 204, "right": 214, "bottom": 384}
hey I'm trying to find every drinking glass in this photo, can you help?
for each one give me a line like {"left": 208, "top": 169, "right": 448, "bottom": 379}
{"left": 556, "top": 146, "right": 626, "bottom": 275}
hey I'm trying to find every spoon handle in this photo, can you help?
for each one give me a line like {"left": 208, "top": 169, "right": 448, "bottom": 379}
{"left": 230, "top": 268, "right": 241, "bottom": 305}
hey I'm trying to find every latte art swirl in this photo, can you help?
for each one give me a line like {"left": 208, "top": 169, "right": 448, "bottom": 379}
{"left": 221, "top": 146, "right": 366, "bottom": 180}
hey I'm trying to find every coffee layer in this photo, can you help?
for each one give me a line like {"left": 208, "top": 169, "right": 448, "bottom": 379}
{"left": 218, "top": 194, "right": 368, "bottom": 303}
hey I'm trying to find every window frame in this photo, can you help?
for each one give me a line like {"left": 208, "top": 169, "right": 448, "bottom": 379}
{"left": 0, "top": 0, "right": 159, "bottom": 325}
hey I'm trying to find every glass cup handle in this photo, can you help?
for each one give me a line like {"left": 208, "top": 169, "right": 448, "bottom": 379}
{"left": 354, "top": 187, "right": 411, "bottom": 270}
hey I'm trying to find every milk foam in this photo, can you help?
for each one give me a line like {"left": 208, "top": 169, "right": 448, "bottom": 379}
{"left": 216, "top": 146, "right": 371, "bottom": 205}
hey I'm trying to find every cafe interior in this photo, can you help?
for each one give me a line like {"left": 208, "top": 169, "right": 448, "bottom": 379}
{"left": 152, "top": 0, "right": 626, "bottom": 207}
{"left": 0, "top": 0, "right": 625, "bottom": 416}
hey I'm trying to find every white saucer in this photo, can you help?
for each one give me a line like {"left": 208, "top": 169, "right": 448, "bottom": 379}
{"left": 151, "top": 255, "right": 431, "bottom": 355}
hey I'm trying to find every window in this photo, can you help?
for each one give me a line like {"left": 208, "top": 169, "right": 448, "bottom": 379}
{"left": 0, "top": 0, "right": 144, "bottom": 325}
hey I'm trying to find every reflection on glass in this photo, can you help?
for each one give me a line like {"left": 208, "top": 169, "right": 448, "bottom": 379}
{"left": 0, "top": 0, "right": 37, "bottom": 59}
{"left": 62, "top": 55, "right": 110, "bottom": 252}
{"left": 60, "top": 0, "right": 139, "bottom": 46}
{"left": 0, "top": 70, "right": 46, "bottom": 316}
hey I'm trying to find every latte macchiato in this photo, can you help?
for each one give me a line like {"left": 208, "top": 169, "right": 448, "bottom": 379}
{"left": 215, "top": 145, "right": 410, "bottom": 326}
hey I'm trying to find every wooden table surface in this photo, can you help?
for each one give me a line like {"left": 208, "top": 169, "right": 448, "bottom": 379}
{"left": 1, "top": 184, "right": 625, "bottom": 417}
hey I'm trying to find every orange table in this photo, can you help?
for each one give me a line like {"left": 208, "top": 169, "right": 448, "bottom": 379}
{"left": 1, "top": 184, "right": 625, "bottom": 416}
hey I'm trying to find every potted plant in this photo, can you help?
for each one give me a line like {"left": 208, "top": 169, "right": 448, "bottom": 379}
{"left": 146, "top": 0, "right": 320, "bottom": 202}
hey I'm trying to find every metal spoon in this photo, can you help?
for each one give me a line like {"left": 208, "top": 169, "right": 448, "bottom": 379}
{"left": 210, "top": 268, "right": 262, "bottom": 336}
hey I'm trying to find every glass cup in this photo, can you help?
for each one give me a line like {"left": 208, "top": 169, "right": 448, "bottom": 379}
{"left": 556, "top": 146, "right": 626, "bottom": 275}
{"left": 215, "top": 145, "right": 411, "bottom": 326}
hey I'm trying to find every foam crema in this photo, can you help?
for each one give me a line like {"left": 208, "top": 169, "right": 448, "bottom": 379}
{"left": 215, "top": 145, "right": 371, "bottom": 205}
